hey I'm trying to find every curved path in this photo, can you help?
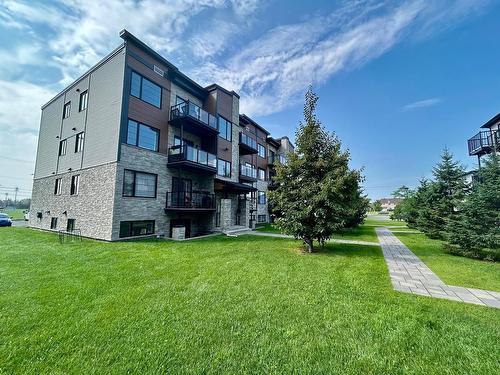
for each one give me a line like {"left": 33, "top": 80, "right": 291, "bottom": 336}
{"left": 377, "top": 227, "right": 500, "bottom": 309}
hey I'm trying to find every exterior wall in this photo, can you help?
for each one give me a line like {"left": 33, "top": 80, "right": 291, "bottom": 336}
{"left": 256, "top": 179, "right": 269, "bottom": 222}
{"left": 29, "top": 163, "right": 118, "bottom": 240}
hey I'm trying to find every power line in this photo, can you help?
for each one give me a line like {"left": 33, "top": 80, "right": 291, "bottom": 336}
{"left": 0, "top": 156, "right": 35, "bottom": 164}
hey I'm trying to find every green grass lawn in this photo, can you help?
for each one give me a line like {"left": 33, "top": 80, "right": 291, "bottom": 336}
{"left": 1, "top": 228, "right": 499, "bottom": 374}
{"left": 395, "top": 232, "right": 500, "bottom": 292}
{"left": 363, "top": 218, "right": 408, "bottom": 227}
{"left": 0, "top": 208, "right": 26, "bottom": 220}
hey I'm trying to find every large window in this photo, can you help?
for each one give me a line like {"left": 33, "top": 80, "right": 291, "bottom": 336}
{"left": 75, "top": 132, "right": 84, "bottom": 153}
{"left": 119, "top": 220, "right": 155, "bottom": 238}
{"left": 70, "top": 175, "right": 80, "bottom": 196}
{"left": 63, "top": 102, "right": 71, "bottom": 119}
{"left": 217, "top": 159, "right": 231, "bottom": 177}
{"left": 218, "top": 117, "right": 232, "bottom": 141}
{"left": 126, "top": 119, "right": 159, "bottom": 152}
{"left": 59, "top": 139, "right": 67, "bottom": 156}
{"left": 79, "top": 90, "right": 88, "bottom": 111}
{"left": 258, "top": 168, "right": 266, "bottom": 181}
{"left": 130, "top": 71, "right": 161, "bottom": 108}
{"left": 258, "top": 191, "right": 266, "bottom": 205}
{"left": 54, "top": 178, "right": 62, "bottom": 195}
{"left": 123, "top": 170, "right": 157, "bottom": 198}
{"left": 258, "top": 144, "right": 266, "bottom": 158}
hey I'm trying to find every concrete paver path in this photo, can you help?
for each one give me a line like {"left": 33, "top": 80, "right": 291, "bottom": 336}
{"left": 377, "top": 228, "right": 500, "bottom": 309}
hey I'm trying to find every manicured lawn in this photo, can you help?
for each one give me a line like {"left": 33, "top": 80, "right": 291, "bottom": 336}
{"left": 256, "top": 223, "right": 379, "bottom": 243}
{"left": 395, "top": 232, "right": 500, "bottom": 292}
{"left": 363, "top": 218, "right": 408, "bottom": 227}
{"left": 1, "top": 228, "right": 499, "bottom": 374}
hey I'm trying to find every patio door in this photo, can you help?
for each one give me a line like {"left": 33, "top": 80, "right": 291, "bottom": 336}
{"left": 172, "top": 177, "right": 192, "bottom": 207}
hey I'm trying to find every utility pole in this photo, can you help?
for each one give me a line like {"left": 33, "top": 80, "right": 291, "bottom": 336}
{"left": 14, "top": 187, "right": 18, "bottom": 208}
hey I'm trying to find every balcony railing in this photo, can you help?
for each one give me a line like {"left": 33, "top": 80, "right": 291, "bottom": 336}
{"left": 170, "top": 100, "right": 218, "bottom": 130}
{"left": 468, "top": 130, "right": 499, "bottom": 156}
{"left": 166, "top": 191, "right": 215, "bottom": 210}
{"left": 240, "top": 164, "right": 257, "bottom": 180}
{"left": 239, "top": 133, "right": 257, "bottom": 150}
{"left": 168, "top": 144, "right": 217, "bottom": 169}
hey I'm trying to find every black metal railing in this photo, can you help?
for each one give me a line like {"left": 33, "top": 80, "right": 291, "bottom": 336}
{"left": 239, "top": 133, "right": 257, "bottom": 150}
{"left": 467, "top": 130, "right": 499, "bottom": 155}
{"left": 168, "top": 144, "right": 217, "bottom": 169}
{"left": 240, "top": 164, "right": 257, "bottom": 179}
{"left": 166, "top": 191, "right": 215, "bottom": 209}
{"left": 170, "top": 100, "right": 218, "bottom": 130}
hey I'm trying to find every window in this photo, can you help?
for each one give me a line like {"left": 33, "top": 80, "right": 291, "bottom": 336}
{"left": 75, "top": 132, "right": 84, "bottom": 153}
{"left": 123, "top": 170, "right": 157, "bottom": 198}
{"left": 218, "top": 117, "right": 232, "bottom": 141}
{"left": 258, "top": 168, "right": 266, "bottom": 181}
{"left": 258, "top": 144, "right": 266, "bottom": 158}
{"left": 279, "top": 154, "right": 286, "bottom": 164}
{"left": 54, "top": 178, "right": 62, "bottom": 195}
{"left": 258, "top": 214, "right": 267, "bottom": 223}
{"left": 50, "top": 217, "right": 58, "bottom": 229}
{"left": 70, "top": 175, "right": 80, "bottom": 196}
{"left": 269, "top": 150, "right": 275, "bottom": 164}
{"left": 130, "top": 71, "right": 161, "bottom": 108}
{"left": 59, "top": 139, "right": 67, "bottom": 156}
{"left": 176, "top": 95, "right": 186, "bottom": 105}
{"left": 126, "top": 119, "right": 159, "bottom": 151}
{"left": 66, "top": 219, "right": 76, "bottom": 232}
{"left": 217, "top": 159, "right": 231, "bottom": 178}
{"left": 258, "top": 191, "right": 266, "bottom": 205}
{"left": 119, "top": 220, "right": 155, "bottom": 238}
{"left": 79, "top": 90, "right": 88, "bottom": 111}
{"left": 173, "top": 136, "right": 193, "bottom": 147}
{"left": 63, "top": 102, "right": 71, "bottom": 119}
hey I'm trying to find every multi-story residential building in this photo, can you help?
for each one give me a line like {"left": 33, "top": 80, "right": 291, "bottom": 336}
{"left": 29, "top": 30, "right": 293, "bottom": 241}
{"left": 467, "top": 113, "right": 500, "bottom": 167}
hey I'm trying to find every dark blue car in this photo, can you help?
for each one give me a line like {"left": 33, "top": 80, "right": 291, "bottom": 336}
{"left": 0, "top": 213, "right": 13, "bottom": 227}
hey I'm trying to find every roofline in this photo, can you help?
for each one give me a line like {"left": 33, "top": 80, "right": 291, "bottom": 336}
{"left": 120, "top": 29, "right": 208, "bottom": 100}
{"left": 276, "top": 136, "right": 295, "bottom": 149}
{"left": 239, "top": 114, "right": 270, "bottom": 135}
{"left": 480, "top": 113, "right": 500, "bottom": 128}
{"left": 205, "top": 83, "right": 240, "bottom": 99}
{"left": 41, "top": 44, "right": 126, "bottom": 110}
{"left": 266, "top": 136, "right": 281, "bottom": 147}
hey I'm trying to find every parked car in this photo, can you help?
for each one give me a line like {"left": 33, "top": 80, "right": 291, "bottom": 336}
{"left": 0, "top": 213, "right": 13, "bottom": 227}
{"left": 24, "top": 210, "right": 29, "bottom": 221}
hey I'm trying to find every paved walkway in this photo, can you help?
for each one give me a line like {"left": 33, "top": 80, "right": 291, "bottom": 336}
{"left": 376, "top": 228, "right": 500, "bottom": 309}
{"left": 242, "top": 231, "right": 380, "bottom": 247}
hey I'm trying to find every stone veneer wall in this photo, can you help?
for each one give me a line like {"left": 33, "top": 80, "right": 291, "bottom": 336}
{"left": 256, "top": 179, "right": 269, "bottom": 222}
{"left": 29, "top": 162, "right": 118, "bottom": 240}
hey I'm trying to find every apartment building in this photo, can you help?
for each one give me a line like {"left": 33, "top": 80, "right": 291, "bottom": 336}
{"left": 29, "top": 30, "right": 293, "bottom": 241}
{"left": 467, "top": 113, "right": 500, "bottom": 167}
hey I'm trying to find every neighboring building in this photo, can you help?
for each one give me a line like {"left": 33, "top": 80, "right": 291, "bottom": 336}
{"left": 29, "top": 30, "right": 294, "bottom": 241}
{"left": 467, "top": 113, "right": 500, "bottom": 167}
{"left": 379, "top": 198, "right": 402, "bottom": 212}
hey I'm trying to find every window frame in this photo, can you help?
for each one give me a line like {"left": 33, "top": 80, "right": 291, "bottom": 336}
{"left": 218, "top": 116, "right": 232, "bottom": 141}
{"left": 258, "top": 214, "right": 266, "bottom": 223}
{"left": 63, "top": 101, "right": 71, "bottom": 119}
{"left": 54, "top": 178, "right": 62, "bottom": 195}
{"left": 70, "top": 175, "right": 80, "bottom": 196}
{"left": 258, "top": 143, "right": 266, "bottom": 158}
{"left": 119, "top": 220, "right": 155, "bottom": 238}
{"left": 75, "top": 132, "right": 85, "bottom": 153}
{"left": 78, "top": 90, "right": 88, "bottom": 111}
{"left": 126, "top": 119, "right": 160, "bottom": 152}
{"left": 66, "top": 219, "right": 76, "bottom": 232}
{"left": 217, "top": 159, "right": 231, "bottom": 178}
{"left": 130, "top": 71, "right": 162, "bottom": 109}
{"left": 59, "top": 139, "right": 67, "bottom": 156}
{"left": 258, "top": 168, "right": 266, "bottom": 181}
{"left": 50, "top": 217, "right": 58, "bottom": 230}
{"left": 258, "top": 191, "right": 266, "bottom": 205}
{"left": 122, "top": 169, "right": 158, "bottom": 198}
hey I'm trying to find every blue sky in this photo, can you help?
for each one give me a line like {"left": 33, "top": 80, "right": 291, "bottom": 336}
{"left": 0, "top": 0, "right": 499, "bottom": 201}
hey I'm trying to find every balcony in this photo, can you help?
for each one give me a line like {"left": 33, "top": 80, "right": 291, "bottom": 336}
{"left": 468, "top": 130, "right": 499, "bottom": 156}
{"left": 165, "top": 191, "right": 215, "bottom": 212}
{"left": 167, "top": 144, "right": 217, "bottom": 174}
{"left": 170, "top": 100, "right": 218, "bottom": 137}
{"left": 239, "top": 164, "right": 257, "bottom": 182}
{"left": 239, "top": 133, "right": 258, "bottom": 155}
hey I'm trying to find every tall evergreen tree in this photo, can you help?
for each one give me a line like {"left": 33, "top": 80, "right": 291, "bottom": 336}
{"left": 447, "top": 153, "right": 500, "bottom": 260}
{"left": 416, "top": 148, "right": 467, "bottom": 239}
{"left": 268, "top": 87, "right": 367, "bottom": 253}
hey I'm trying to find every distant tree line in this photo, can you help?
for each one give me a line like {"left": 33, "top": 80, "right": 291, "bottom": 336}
{"left": 0, "top": 198, "right": 31, "bottom": 210}
{"left": 391, "top": 149, "right": 499, "bottom": 261}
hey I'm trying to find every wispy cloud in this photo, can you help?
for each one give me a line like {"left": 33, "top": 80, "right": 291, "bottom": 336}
{"left": 402, "top": 97, "right": 443, "bottom": 110}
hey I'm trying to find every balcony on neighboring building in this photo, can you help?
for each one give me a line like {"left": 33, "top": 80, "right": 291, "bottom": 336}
{"left": 468, "top": 130, "right": 499, "bottom": 156}
{"left": 239, "top": 133, "right": 258, "bottom": 154}
{"left": 170, "top": 100, "right": 218, "bottom": 137}
{"left": 167, "top": 144, "right": 217, "bottom": 174}
{"left": 239, "top": 164, "right": 257, "bottom": 182}
{"left": 165, "top": 191, "right": 215, "bottom": 212}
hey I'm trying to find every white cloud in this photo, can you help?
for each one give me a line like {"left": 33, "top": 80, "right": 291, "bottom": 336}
{"left": 402, "top": 97, "right": 443, "bottom": 110}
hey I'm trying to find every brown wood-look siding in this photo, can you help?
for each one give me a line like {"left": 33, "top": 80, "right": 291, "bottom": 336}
{"left": 217, "top": 138, "right": 232, "bottom": 162}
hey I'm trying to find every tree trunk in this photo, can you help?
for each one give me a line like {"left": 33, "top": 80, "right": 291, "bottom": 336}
{"left": 304, "top": 238, "right": 314, "bottom": 253}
